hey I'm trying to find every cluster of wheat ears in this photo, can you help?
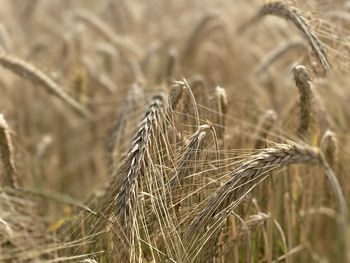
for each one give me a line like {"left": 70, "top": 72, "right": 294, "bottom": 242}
{"left": 1, "top": 0, "right": 350, "bottom": 262}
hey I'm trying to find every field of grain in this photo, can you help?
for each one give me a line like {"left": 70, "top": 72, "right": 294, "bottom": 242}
{"left": 1, "top": 0, "right": 350, "bottom": 262}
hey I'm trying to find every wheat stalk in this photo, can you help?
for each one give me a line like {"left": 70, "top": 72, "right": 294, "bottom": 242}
{"left": 241, "top": 1, "right": 331, "bottom": 73}
{"left": 255, "top": 39, "right": 305, "bottom": 75}
{"left": 107, "top": 83, "right": 144, "bottom": 167}
{"left": 74, "top": 10, "right": 142, "bottom": 58}
{"left": 0, "top": 24, "right": 11, "bottom": 52}
{"left": 0, "top": 54, "right": 91, "bottom": 118}
{"left": 187, "top": 142, "right": 347, "bottom": 261}
{"left": 0, "top": 115, "right": 18, "bottom": 188}
{"left": 82, "top": 55, "right": 117, "bottom": 93}
{"left": 181, "top": 14, "right": 220, "bottom": 66}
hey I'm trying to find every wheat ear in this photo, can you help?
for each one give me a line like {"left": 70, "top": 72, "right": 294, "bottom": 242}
{"left": 320, "top": 130, "right": 338, "bottom": 168}
{"left": 90, "top": 94, "right": 166, "bottom": 261}
{"left": 166, "top": 48, "right": 178, "bottom": 85}
{"left": 214, "top": 86, "right": 228, "bottom": 142}
{"left": 169, "top": 81, "right": 185, "bottom": 111}
{"left": 254, "top": 110, "right": 277, "bottom": 149}
{"left": 170, "top": 125, "right": 211, "bottom": 189}
{"left": 115, "top": 95, "right": 165, "bottom": 226}
{"left": 176, "top": 79, "right": 200, "bottom": 130}
{"left": 293, "top": 65, "right": 313, "bottom": 137}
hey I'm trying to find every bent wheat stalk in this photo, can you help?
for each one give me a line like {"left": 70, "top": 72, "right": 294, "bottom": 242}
{"left": 255, "top": 40, "right": 305, "bottom": 75}
{"left": 0, "top": 54, "right": 91, "bottom": 118}
{"left": 187, "top": 142, "right": 347, "bottom": 261}
{"left": 241, "top": 1, "right": 330, "bottom": 73}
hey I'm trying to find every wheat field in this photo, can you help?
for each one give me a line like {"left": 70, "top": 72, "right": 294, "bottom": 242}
{"left": 1, "top": 0, "right": 350, "bottom": 262}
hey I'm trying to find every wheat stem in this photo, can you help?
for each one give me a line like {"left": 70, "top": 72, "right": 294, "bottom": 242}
{"left": 0, "top": 115, "right": 18, "bottom": 188}
{"left": 241, "top": 1, "right": 330, "bottom": 73}
{"left": 0, "top": 54, "right": 91, "bottom": 118}
{"left": 187, "top": 142, "right": 347, "bottom": 261}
